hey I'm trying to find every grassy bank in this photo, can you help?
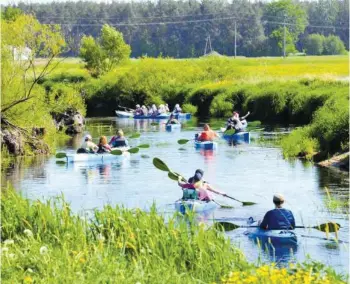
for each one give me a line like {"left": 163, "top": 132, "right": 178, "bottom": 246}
{"left": 1, "top": 185, "right": 347, "bottom": 283}
{"left": 39, "top": 56, "right": 349, "bottom": 158}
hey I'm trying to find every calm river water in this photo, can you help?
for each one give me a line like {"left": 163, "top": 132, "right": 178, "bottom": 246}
{"left": 3, "top": 117, "right": 349, "bottom": 274}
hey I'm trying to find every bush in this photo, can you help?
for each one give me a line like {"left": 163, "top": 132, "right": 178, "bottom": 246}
{"left": 304, "top": 34, "right": 325, "bottom": 55}
{"left": 182, "top": 103, "right": 197, "bottom": 115}
{"left": 323, "top": 35, "right": 347, "bottom": 55}
{"left": 210, "top": 93, "right": 232, "bottom": 117}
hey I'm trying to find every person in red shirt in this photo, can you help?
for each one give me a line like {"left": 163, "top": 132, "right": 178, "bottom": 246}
{"left": 197, "top": 124, "right": 219, "bottom": 142}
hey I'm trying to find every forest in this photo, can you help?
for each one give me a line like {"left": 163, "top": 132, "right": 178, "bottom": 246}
{"left": 9, "top": 0, "right": 349, "bottom": 58}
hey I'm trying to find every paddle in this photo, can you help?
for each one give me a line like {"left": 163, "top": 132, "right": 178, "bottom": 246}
{"left": 56, "top": 152, "right": 67, "bottom": 159}
{"left": 222, "top": 195, "right": 257, "bottom": 206}
{"left": 153, "top": 157, "right": 254, "bottom": 207}
{"left": 128, "top": 132, "right": 141, "bottom": 139}
{"left": 214, "top": 221, "right": 341, "bottom": 233}
{"left": 177, "top": 139, "right": 193, "bottom": 145}
{"left": 212, "top": 200, "right": 234, "bottom": 209}
{"left": 110, "top": 146, "right": 142, "bottom": 155}
{"left": 118, "top": 105, "right": 135, "bottom": 111}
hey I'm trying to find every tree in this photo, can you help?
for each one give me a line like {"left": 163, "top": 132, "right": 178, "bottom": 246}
{"left": 269, "top": 27, "right": 297, "bottom": 55}
{"left": 264, "top": 0, "right": 308, "bottom": 55}
{"left": 323, "top": 35, "right": 347, "bottom": 55}
{"left": 2, "top": 7, "right": 23, "bottom": 21}
{"left": 304, "top": 34, "right": 325, "bottom": 55}
{"left": 80, "top": 25, "right": 131, "bottom": 76}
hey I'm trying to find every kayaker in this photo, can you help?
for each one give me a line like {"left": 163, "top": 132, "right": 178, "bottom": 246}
{"left": 148, "top": 106, "right": 153, "bottom": 116}
{"left": 166, "top": 114, "right": 180, "bottom": 125}
{"left": 259, "top": 194, "right": 296, "bottom": 230}
{"left": 158, "top": 104, "right": 166, "bottom": 114}
{"left": 135, "top": 104, "right": 143, "bottom": 116}
{"left": 77, "top": 134, "right": 98, "bottom": 153}
{"left": 141, "top": 105, "right": 148, "bottom": 116}
{"left": 226, "top": 111, "right": 250, "bottom": 132}
{"left": 173, "top": 104, "right": 182, "bottom": 114}
{"left": 97, "top": 136, "right": 112, "bottom": 153}
{"left": 178, "top": 169, "right": 226, "bottom": 201}
{"left": 197, "top": 124, "right": 219, "bottom": 142}
{"left": 109, "top": 129, "right": 129, "bottom": 148}
{"left": 165, "top": 104, "right": 170, "bottom": 112}
{"left": 151, "top": 104, "right": 158, "bottom": 116}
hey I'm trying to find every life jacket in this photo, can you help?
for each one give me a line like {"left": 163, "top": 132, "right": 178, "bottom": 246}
{"left": 111, "top": 138, "right": 127, "bottom": 148}
{"left": 182, "top": 189, "right": 199, "bottom": 200}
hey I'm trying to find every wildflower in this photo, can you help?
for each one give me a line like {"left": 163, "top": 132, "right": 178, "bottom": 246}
{"left": 23, "top": 276, "right": 33, "bottom": 283}
{"left": 26, "top": 268, "right": 34, "bottom": 273}
{"left": 4, "top": 239, "right": 14, "bottom": 246}
{"left": 40, "top": 246, "right": 48, "bottom": 255}
{"left": 24, "top": 229, "right": 33, "bottom": 238}
{"left": 97, "top": 233, "right": 105, "bottom": 242}
{"left": 79, "top": 257, "right": 86, "bottom": 263}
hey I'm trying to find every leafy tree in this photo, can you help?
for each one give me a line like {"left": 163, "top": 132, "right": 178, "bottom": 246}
{"left": 264, "top": 0, "right": 308, "bottom": 55}
{"left": 2, "top": 7, "right": 23, "bottom": 21}
{"left": 304, "top": 34, "right": 325, "bottom": 55}
{"left": 269, "top": 27, "right": 297, "bottom": 55}
{"left": 80, "top": 25, "right": 131, "bottom": 76}
{"left": 323, "top": 35, "right": 347, "bottom": 54}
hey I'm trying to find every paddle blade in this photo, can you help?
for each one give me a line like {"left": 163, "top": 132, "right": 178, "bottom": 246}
{"left": 314, "top": 223, "right": 341, "bottom": 233}
{"left": 110, "top": 149, "right": 123, "bottom": 155}
{"left": 56, "top": 160, "right": 66, "bottom": 165}
{"left": 150, "top": 122, "right": 158, "bottom": 126}
{"left": 56, "top": 152, "right": 67, "bottom": 159}
{"left": 129, "top": 132, "right": 141, "bottom": 139}
{"left": 214, "top": 222, "right": 240, "bottom": 231}
{"left": 153, "top": 158, "right": 170, "bottom": 172}
{"left": 137, "top": 144, "right": 150, "bottom": 149}
{"left": 224, "top": 129, "right": 235, "bottom": 136}
{"left": 168, "top": 171, "right": 186, "bottom": 182}
{"left": 128, "top": 147, "right": 140, "bottom": 154}
{"left": 178, "top": 139, "right": 190, "bottom": 145}
{"left": 242, "top": 201, "right": 257, "bottom": 206}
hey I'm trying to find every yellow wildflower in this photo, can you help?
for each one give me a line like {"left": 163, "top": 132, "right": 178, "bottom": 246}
{"left": 24, "top": 276, "right": 33, "bottom": 283}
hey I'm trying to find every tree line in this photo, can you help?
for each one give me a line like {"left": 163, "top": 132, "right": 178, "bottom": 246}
{"left": 4, "top": 0, "right": 349, "bottom": 58}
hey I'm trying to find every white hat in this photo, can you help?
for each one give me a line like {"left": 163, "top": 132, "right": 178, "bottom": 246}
{"left": 85, "top": 134, "right": 92, "bottom": 141}
{"left": 273, "top": 194, "right": 285, "bottom": 203}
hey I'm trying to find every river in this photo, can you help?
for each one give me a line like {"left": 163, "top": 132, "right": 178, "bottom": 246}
{"left": 2, "top": 117, "right": 349, "bottom": 274}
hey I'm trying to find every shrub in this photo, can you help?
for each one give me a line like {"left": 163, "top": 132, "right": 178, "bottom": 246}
{"left": 323, "top": 35, "right": 347, "bottom": 55}
{"left": 304, "top": 34, "right": 325, "bottom": 55}
{"left": 182, "top": 103, "right": 197, "bottom": 115}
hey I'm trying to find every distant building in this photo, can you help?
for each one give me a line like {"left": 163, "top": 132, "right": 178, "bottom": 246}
{"left": 12, "top": 46, "right": 32, "bottom": 61}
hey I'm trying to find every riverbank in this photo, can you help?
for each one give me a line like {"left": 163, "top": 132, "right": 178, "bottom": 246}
{"left": 1, "top": 185, "right": 347, "bottom": 283}
{"left": 318, "top": 152, "right": 349, "bottom": 172}
{"left": 38, "top": 56, "right": 348, "bottom": 162}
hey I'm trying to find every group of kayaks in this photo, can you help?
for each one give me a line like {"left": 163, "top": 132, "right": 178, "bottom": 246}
{"left": 115, "top": 110, "right": 191, "bottom": 120}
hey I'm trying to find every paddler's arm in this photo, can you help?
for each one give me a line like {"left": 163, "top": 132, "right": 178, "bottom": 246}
{"left": 259, "top": 212, "right": 269, "bottom": 229}
{"left": 178, "top": 177, "right": 192, "bottom": 188}
{"left": 241, "top": 111, "right": 250, "bottom": 120}
{"left": 205, "top": 183, "right": 226, "bottom": 196}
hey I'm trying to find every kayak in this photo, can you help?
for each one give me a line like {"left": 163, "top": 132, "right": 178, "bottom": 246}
{"left": 175, "top": 199, "right": 218, "bottom": 214}
{"left": 115, "top": 110, "right": 134, "bottom": 118}
{"left": 166, "top": 124, "right": 181, "bottom": 131}
{"left": 174, "top": 113, "right": 191, "bottom": 120}
{"left": 246, "top": 228, "right": 298, "bottom": 245}
{"left": 66, "top": 150, "right": 130, "bottom": 163}
{"left": 134, "top": 113, "right": 170, "bottom": 119}
{"left": 223, "top": 131, "right": 250, "bottom": 144}
{"left": 194, "top": 141, "right": 218, "bottom": 150}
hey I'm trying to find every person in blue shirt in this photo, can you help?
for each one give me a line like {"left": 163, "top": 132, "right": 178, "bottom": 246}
{"left": 259, "top": 194, "right": 295, "bottom": 230}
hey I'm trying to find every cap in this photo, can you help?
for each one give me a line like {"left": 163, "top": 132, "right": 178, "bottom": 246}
{"left": 273, "top": 194, "right": 285, "bottom": 203}
{"left": 85, "top": 134, "right": 92, "bottom": 141}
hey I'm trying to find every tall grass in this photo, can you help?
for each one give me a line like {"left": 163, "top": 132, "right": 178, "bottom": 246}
{"left": 1, "top": 185, "right": 347, "bottom": 283}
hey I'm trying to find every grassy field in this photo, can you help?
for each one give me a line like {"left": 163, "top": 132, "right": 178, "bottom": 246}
{"left": 1, "top": 185, "right": 347, "bottom": 283}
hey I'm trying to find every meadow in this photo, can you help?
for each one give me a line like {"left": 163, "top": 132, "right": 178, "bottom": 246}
{"left": 40, "top": 55, "right": 349, "bottom": 159}
{"left": 1, "top": 185, "right": 347, "bottom": 283}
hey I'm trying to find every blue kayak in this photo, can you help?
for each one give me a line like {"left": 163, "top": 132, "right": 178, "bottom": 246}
{"left": 166, "top": 124, "right": 181, "bottom": 131}
{"left": 175, "top": 199, "right": 218, "bottom": 214}
{"left": 174, "top": 113, "right": 191, "bottom": 120}
{"left": 194, "top": 141, "right": 218, "bottom": 150}
{"left": 246, "top": 228, "right": 298, "bottom": 245}
{"left": 134, "top": 113, "right": 170, "bottom": 119}
{"left": 223, "top": 131, "right": 250, "bottom": 144}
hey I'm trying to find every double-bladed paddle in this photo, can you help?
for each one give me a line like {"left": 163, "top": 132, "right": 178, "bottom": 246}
{"left": 214, "top": 221, "right": 341, "bottom": 233}
{"left": 153, "top": 158, "right": 255, "bottom": 208}
{"left": 177, "top": 139, "right": 193, "bottom": 145}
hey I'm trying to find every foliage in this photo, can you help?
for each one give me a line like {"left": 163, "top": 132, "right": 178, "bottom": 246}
{"left": 80, "top": 25, "right": 131, "bottom": 76}
{"left": 323, "top": 35, "right": 347, "bottom": 55}
{"left": 304, "top": 34, "right": 325, "bottom": 55}
{"left": 1, "top": 186, "right": 347, "bottom": 283}
{"left": 182, "top": 103, "right": 198, "bottom": 115}
{"left": 2, "top": 7, "right": 22, "bottom": 21}
{"left": 12, "top": 0, "right": 348, "bottom": 58}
